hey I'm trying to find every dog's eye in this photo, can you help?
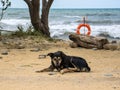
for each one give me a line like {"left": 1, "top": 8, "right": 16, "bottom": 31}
{"left": 57, "top": 57, "right": 61, "bottom": 61}
{"left": 58, "top": 58, "right": 62, "bottom": 61}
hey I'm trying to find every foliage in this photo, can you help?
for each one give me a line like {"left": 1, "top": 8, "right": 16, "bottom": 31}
{"left": 0, "top": 0, "right": 11, "bottom": 21}
{"left": 11, "top": 25, "right": 46, "bottom": 38}
{"left": 7, "top": 25, "right": 54, "bottom": 42}
{"left": 0, "top": 0, "right": 11, "bottom": 29}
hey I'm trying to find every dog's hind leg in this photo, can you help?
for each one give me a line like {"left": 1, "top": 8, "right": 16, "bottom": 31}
{"left": 81, "top": 66, "right": 91, "bottom": 72}
{"left": 70, "top": 58, "right": 91, "bottom": 72}
{"left": 36, "top": 65, "right": 55, "bottom": 73}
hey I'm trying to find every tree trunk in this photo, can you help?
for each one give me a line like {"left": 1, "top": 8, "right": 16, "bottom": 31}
{"left": 24, "top": 0, "right": 54, "bottom": 37}
{"left": 69, "top": 34, "right": 109, "bottom": 49}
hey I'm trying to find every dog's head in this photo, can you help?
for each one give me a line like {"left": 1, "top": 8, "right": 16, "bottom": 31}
{"left": 47, "top": 51, "right": 66, "bottom": 70}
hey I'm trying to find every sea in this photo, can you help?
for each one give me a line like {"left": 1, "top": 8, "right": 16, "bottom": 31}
{"left": 0, "top": 8, "right": 120, "bottom": 40}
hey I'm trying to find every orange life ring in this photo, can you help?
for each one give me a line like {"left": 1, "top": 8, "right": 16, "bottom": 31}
{"left": 76, "top": 24, "right": 91, "bottom": 36}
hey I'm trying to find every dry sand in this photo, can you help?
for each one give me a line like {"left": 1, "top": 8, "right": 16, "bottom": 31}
{"left": 0, "top": 41, "right": 120, "bottom": 90}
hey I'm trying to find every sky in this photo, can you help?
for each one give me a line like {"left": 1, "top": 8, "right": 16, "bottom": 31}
{"left": 1, "top": 0, "right": 120, "bottom": 8}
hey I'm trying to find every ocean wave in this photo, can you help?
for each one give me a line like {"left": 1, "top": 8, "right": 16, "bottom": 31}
{"left": 75, "top": 20, "right": 120, "bottom": 25}
{"left": 63, "top": 15, "right": 82, "bottom": 18}
{"left": 86, "top": 13, "right": 116, "bottom": 16}
{"left": 19, "top": 16, "right": 30, "bottom": 19}
{"left": 0, "top": 19, "right": 31, "bottom": 31}
{"left": 1, "top": 19, "right": 30, "bottom": 25}
{"left": 1, "top": 19, "right": 120, "bottom": 39}
{"left": 7, "top": 13, "right": 20, "bottom": 15}
{"left": 50, "top": 24, "right": 120, "bottom": 39}
{"left": 63, "top": 21, "right": 72, "bottom": 24}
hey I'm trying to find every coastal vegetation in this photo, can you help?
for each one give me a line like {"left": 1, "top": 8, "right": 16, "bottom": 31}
{"left": 0, "top": 0, "right": 11, "bottom": 21}
{"left": 0, "top": 25, "right": 56, "bottom": 50}
{"left": 0, "top": 0, "right": 55, "bottom": 49}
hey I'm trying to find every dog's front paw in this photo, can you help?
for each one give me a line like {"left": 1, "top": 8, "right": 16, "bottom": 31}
{"left": 60, "top": 70, "right": 65, "bottom": 74}
{"left": 35, "top": 70, "right": 43, "bottom": 73}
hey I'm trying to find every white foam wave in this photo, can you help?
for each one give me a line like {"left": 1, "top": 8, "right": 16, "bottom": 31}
{"left": 50, "top": 24, "right": 120, "bottom": 39}
{"left": 50, "top": 24, "right": 77, "bottom": 37}
{"left": 1, "top": 19, "right": 120, "bottom": 39}
{"left": 1, "top": 19, "right": 30, "bottom": 25}
{"left": 91, "top": 25, "right": 120, "bottom": 38}
{"left": 0, "top": 19, "right": 31, "bottom": 31}
{"left": 64, "top": 15, "right": 82, "bottom": 18}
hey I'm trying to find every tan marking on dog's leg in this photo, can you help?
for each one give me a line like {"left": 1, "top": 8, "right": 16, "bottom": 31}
{"left": 68, "top": 68, "right": 78, "bottom": 71}
{"left": 36, "top": 68, "right": 53, "bottom": 73}
{"left": 60, "top": 68, "right": 78, "bottom": 74}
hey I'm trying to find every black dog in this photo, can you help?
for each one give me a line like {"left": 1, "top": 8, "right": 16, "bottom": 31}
{"left": 36, "top": 51, "right": 91, "bottom": 74}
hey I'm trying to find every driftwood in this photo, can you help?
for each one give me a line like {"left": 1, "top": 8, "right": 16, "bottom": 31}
{"left": 103, "top": 43, "right": 118, "bottom": 50}
{"left": 69, "top": 34, "right": 109, "bottom": 49}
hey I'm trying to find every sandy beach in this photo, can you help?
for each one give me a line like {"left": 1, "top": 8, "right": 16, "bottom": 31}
{"left": 0, "top": 39, "right": 120, "bottom": 90}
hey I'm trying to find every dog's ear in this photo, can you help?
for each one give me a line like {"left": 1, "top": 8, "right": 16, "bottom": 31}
{"left": 47, "top": 53, "right": 54, "bottom": 57}
{"left": 58, "top": 51, "right": 66, "bottom": 57}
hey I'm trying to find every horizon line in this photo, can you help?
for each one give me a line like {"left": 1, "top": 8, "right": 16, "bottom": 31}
{"left": 3, "top": 7, "right": 120, "bottom": 9}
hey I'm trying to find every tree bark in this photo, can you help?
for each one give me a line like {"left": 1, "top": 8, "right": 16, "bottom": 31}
{"left": 69, "top": 34, "right": 109, "bottom": 49}
{"left": 24, "top": 0, "right": 54, "bottom": 37}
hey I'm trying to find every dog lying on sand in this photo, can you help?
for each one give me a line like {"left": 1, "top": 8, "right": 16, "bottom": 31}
{"left": 36, "top": 51, "right": 91, "bottom": 74}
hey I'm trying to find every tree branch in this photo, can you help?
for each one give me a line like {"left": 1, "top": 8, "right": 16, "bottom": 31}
{"left": 42, "top": 0, "right": 47, "bottom": 8}
{"left": 41, "top": 0, "right": 53, "bottom": 20}
{"left": 24, "top": 0, "right": 33, "bottom": 17}
{"left": 24, "top": 0, "right": 35, "bottom": 24}
{"left": 41, "top": 0, "right": 47, "bottom": 24}
{"left": 24, "top": 0, "right": 32, "bottom": 8}
{"left": 46, "top": 0, "right": 54, "bottom": 10}
{"left": 0, "top": 0, "right": 11, "bottom": 21}
{"left": 31, "top": 0, "right": 40, "bottom": 23}
{"left": 42, "top": 0, "right": 54, "bottom": 12}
